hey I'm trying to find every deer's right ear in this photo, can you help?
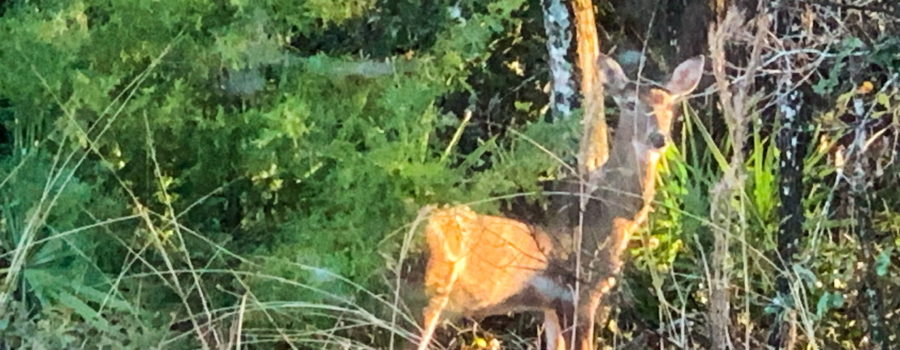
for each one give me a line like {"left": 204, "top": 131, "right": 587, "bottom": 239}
{"left": 664, "top": 56, "right": 704, "bottom": 99}
{"left": 598, "top": 54, "right": 628, "bottom": 93}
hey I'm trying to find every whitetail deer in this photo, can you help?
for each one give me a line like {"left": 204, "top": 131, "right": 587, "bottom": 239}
{"left": 417, "top": 54, "right": 704, "bottom": 350}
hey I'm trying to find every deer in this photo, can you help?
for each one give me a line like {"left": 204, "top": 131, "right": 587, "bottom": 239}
{"left": 416, "top": 54, "right": 704, "bottom": 350}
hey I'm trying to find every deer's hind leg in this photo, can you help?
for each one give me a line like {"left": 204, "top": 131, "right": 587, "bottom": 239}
{"left": 416, "top": 293, "right": 449, "bottom": 350}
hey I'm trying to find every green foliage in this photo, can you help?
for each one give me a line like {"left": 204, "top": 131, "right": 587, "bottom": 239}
{"left": 0, "top": 0, "right": 556, "bottom": 346}
{"left": 0, "top": 148, "right": 150, "bottom": 345}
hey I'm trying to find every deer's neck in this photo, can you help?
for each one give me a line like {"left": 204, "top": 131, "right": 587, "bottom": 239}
{"left": 581, "top": 113, "right": 664, "bottom": 288}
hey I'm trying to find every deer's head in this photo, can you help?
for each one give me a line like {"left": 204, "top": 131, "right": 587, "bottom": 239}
{"left": 599, "top": 54, "right": 704, "bottom": 153}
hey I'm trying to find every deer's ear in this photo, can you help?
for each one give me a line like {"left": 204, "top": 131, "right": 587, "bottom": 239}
{"left": 598, "top": 54, "right": 628, "bottom": 92}
{"left": 664, "top": 56, "right": 704, "bottom": 99}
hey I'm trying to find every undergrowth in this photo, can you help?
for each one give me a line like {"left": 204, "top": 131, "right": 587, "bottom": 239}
{"left": 0, "top": 0, "right": 898, "bottom": 349}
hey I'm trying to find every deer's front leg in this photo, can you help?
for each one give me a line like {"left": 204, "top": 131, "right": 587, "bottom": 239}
{"left": 541, "top": 309, "right": 566, "bottom": 350}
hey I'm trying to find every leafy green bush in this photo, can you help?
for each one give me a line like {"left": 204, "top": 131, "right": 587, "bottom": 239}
{"left": 0, "top": 0, "right": 577, "bottom": 346}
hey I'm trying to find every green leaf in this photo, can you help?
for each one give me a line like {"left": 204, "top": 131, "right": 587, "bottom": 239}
{"left": 875, "top": 92, "right": 891, "bottom": 109}
{"left": 875, "top": 247, "right": 893, "bottom": 277}
{"left": 56, "top": 291, "right": 117, "bottom": 333}
{"left": 686, "top": 106, "right": 728, "bottom": 171}
{"left": 816, "top": 292, "right": 845, "bottom": 320}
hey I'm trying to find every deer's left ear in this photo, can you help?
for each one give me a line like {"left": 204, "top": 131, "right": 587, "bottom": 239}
{"left": 598, "top": 54, "right": 629, "bottom": 93}
{"left": 664, "top": 56, "right": 704, "bottom": 100}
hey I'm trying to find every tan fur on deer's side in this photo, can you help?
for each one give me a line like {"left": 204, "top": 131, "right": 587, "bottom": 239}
{"left": 417, "top": 206, "right": 563, "bottom": 350}
{"left": 423, "top": 206, "right": 554, "bottom": 315}
{"left": 416, "top": 54, "right": 704, "bottom": 350}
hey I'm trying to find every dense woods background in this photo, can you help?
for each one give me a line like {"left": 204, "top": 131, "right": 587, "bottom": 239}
{"left": 0, "top": 0, "right": 898, "bottom": 349}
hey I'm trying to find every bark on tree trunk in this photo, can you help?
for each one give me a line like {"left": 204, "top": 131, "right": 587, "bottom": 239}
{"left": 768, "top": 3, "right": 812, "bottom": 345}
{"left": 572, "top": 0, "right": 609, "bottom": 176}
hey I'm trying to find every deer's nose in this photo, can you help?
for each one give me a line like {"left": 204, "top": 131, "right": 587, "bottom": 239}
{"left": 648, "top": 132, "right": 667, "bottom": 149}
